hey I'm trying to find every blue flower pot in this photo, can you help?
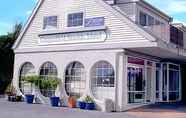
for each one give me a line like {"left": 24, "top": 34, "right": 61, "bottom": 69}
{"left": 25, "top": 94, "right": 34, "bottom": 104}
{"left": 50, "top": 97, "right": 60, "bottom": 107}
{"left": 85, "top": 103, "right": 95, "bottom": 110}
{"left": 78, "top": 101, "right": 86, "bottom": 109}
{"left": 8, "top": 95, "right": 16, "bottom": 102}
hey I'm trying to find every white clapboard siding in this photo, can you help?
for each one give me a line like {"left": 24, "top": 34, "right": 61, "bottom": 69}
{"left": 18, "top": 0, "right": 149, "bottom": 49}
{"left": 116, "top": 3, "right": 136, "bottom": 21}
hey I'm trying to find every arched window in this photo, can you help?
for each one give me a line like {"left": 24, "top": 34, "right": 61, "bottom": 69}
{"left": 19, "top": 62, "right": 35, "bottom": 94}
{"left": 91, "top": 61, "right": 115, "bottom": 100}
{"left": 65, "top": 61, "right": 85, "bottom": 98}
{"left": 39, "top": 62, "right": 58, "bottom": 97}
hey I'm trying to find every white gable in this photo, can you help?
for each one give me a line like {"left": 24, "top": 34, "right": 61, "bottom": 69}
{"left": 13, "top": 0, "right": 156, "bottom": 51}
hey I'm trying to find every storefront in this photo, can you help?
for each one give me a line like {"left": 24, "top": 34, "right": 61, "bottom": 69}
{"left": 127, "top": 56, "right": 181, "bottom": 104}
{"left": 11, "top": 0, "right": 186, "bottom": 112}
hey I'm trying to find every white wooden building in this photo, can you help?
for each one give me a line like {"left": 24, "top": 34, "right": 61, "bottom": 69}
{"left": 12, "top": 0, "right": 186, "bottom": 111}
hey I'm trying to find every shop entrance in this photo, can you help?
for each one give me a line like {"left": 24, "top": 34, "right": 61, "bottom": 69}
{"left": 128, "top": 66, "right": 145, "bottom": 103}
{"left": 127, "top": 57, "right": 146, "bottom": 104}
{"left": 162, "top": 63, "right": 181, "bottom": 102}
{"left": 127, "top": 56, "right": 181, "bottom": 104}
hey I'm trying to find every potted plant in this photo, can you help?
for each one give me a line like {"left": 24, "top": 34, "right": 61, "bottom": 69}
{"left": 5, "top": 83, "right": 16, "bottom": 102}
{"left": 84, "top": 95, "right": 95, "bottom": 110}
{"left": 15, "top": 95, "right": 22, "bottom": 102}
{"left": 5, "top": 83, "right": 22, "bottom": 102}
{"left": 49, "top": 77, "right": 60, "bottom": 107}
{"left": 77, "top": 99, "right": 86, "bottom": 109}
{"left": 39, "top": 77, "right": 60, "bottom": 107}
{"left": 68, "top": 96, "right": 77, "bottom": 108}
{"left": 23, "top": 75, "right": 40, "bottom": 104}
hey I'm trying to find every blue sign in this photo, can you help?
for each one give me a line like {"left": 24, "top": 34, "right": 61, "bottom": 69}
{"left": 85, "top": 17, "right": 105, "bottom": 27}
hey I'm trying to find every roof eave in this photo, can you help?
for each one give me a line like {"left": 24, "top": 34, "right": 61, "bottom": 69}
{"left": 138, "top": 0, "right": 172, "bottom": 22}
{"left": 12, "top": 0, "right": 44, "bottom": 50}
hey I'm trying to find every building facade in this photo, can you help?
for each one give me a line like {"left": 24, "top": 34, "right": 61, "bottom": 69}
{"left": 12, "top": 0, "right": 186, "bottom": 111}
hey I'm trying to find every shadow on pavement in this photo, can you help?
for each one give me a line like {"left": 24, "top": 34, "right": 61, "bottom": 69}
{"left": 128, "top": 102, "right": 186, "bottom": 113}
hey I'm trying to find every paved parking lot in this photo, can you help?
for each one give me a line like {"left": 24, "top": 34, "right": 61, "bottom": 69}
{"left": 1, "top": 98, "right": 186, "bottom": 118}
{"left": 127, "top": 103, "right": 186, "bottom": 118}
{"left": 0, "top": 99, "right": 136, "bottom": 118}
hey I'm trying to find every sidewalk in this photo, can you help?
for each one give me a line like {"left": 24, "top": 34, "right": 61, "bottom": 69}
{"left": 0, "top": 98, "right": 136, "bottom": 118}
{"left": 127, "top": 103, "right": 186, "bottom": 118}
{"left": 1, "top": 98, "right": 185, "bottom": 118}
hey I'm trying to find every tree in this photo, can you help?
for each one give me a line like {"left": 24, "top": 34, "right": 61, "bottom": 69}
{"left": 12, "top": 23, "right": 22, "bottom": 40}
{"left": 0, "top": 23, "right": 22, "bottom": 94}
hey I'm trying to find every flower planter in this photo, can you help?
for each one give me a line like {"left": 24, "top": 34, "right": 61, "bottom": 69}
{"left": 8, "top": 95, "right": 12, "bottom": 101}
{"left": 85, "top": 103, "right": 95, "bottom": 110}
{"left": 25, "top": 94, "right": 34, "bottom": 104}
{"left": 8, "top": 95, "right": 16, "bottom": 102}
{"left": 8, "top": 95, "right": 22, "bottom": 102}
{"left": 78, "top": 101, "right": 86, "bottom": 109}
{"left": 68, "top": 97, "right": 76, "bottom": 108}
{"left": 16, "top": 96, "right": 22, "bottom": 102}
{"left": 50, "top": 97, "right": 60, "bottom": 107}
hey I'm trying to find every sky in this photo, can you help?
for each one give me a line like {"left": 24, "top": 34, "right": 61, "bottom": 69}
{"left": 0, "top": 0, "right": 186, "bottom": 35}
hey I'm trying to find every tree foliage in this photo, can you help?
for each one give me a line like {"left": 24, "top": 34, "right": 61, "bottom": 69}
{"left": 0, "top": 23, "right": 22, "bottom": 94}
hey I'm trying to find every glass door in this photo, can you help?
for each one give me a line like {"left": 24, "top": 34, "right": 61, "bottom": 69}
{"left": 169, "top": 64, "right": 180, "bottom": 102}
{"left": 162, "top": 63, "right": 181, "bottom": 102}
{"left": 128, "top": 66, "right": 145, "bottom": 103}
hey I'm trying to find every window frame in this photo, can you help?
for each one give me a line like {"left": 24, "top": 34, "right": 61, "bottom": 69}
{"left": 148, "top": 15, "right": 155, "bottom": 26}
{"left": 91, "top": 61, "right": 115, "bottom": 100}
{"left": 19, "top": 62, "right": 35, "bottom": 94}
{"left": 139, "top": 12, "right": 147, "bottom": 26}
{"left": 64, "top": 61, "right": 86, "bottom": 98}
{"left": 67, "top": 12, "right": 84, "bottom": 27}
{"left": 39, "top": 62, "right": 58, "bottom": 97}
{"left": 43, "top": 16, "right": 58, "bottom": 30}
{"left": 39, "top": 62, "right": 58, "bottom": 79}
{"left": 170, "top": 25, "right": 184, "bottom": 47}
{"left": 91, "top": 61, "right": 115, "bottom": 88}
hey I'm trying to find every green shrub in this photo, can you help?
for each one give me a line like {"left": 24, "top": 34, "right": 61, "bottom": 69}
{"left": 22, "top": 75, "right": 41, "bottom": 86}
{"left": 39, "top": 77, "right": 60, "bottom": 90}
{"left": 23, "top": 75, "right": 60, "bottom": 91}
{"left": 84, "top": 95, "right": 94, "bottom": 103}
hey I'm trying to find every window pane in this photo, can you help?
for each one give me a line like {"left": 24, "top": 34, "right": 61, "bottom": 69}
{"left": 85, "top": 17, "right": 105, "bottom": 27}
{"left": 43, "top": 16, "right": 57, "bottom": 29}
{"left": 169, "top": 70, "right": 179, "bottom": 101}
{"left": 128, "top": 67, "right": 145, "bottom": 103}
{"left": 91, "top": 61, "right": 115, "bottom": 100}
{"left": 140, "top": 12, "right": 147, "bottom": 26}
{"left": 39, "top": 62, "right": 58, "bottom": 97}
{"left": 148, "top": 15, "right": 154, "bottom": 26}
{"left": 19, "top": 62, "right": 35, "bottom": 94}
{"left": 68, "top": 13, "right": 83, "bottom": 27}
{"left": 170, "top": 25, "right": 183, "bottom": 47}
{"left": 65, "top": 62, "right": 85, "bottom": 98}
